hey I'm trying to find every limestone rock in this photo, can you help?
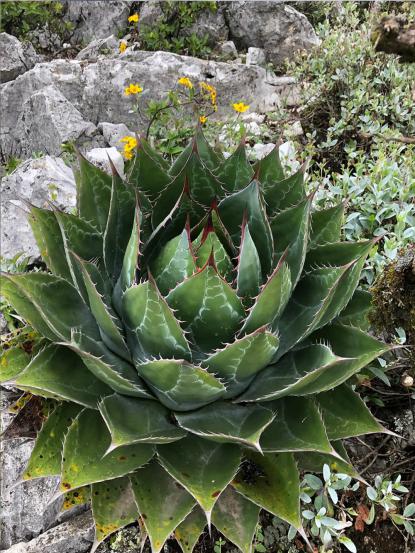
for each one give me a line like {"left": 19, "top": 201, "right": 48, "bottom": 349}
{"left": 225, "top": 1, "right": 320, "bottom": 67}
{"left": 98, "top": 122, "right": 135, "bottom": 150}
{"left": 1, "top": 156, "right": 76, "bottom": 259}
{"left": 1, "top": 511, "right": 94, "bottom": 553}
{"left": 217, "top": 41, "right": 238, "bottom": 60}
{"left": 76, "top": 35, "right": 118, "bottom": 60}
{"left": 0, "top": 33, "right": 38, "bottom": 84}
{"left": 15, "top": 85, "right": 99, "bottom": 157}
{"left": 86, "top": 147, "right": 125, "bottom": 177}
{"left": 246, "top": 47, "right": 266, "bottom": 66}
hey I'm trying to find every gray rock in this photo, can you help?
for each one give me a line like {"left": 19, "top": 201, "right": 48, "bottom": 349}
{"left": 137, "top": 0, "right": 164, "bottom": 28}
{"left": 246, "top": 47, "right": 266, "bottom": 66}
{"left": 15, "top": 85, "right": 98, "bottom": 157}
{"left": 64, "top": 1, "right": 130, "bottom": 47}
{"left": 1, "top": 156, "right": 76, "bottom": 259}
{"left": 217, "top": 41, "right": 238, "bottom": 60}
{"left": 1, "top": 511, "right": 94, "bottom": 553}
{"left": 86, "top": 147, "right": 125, "bottom": 177}
{"left": 0, "top": 33, "right": 38, "bottom": 84}
{"left": 0, "top": 436, "right": 62, "bottom": 549}
{"left": 76, "top": 35, "right": 118, "bottom": 60}
{"left": 98, "top": 122, "right": 135, "bottom": 150}
{"left": 225, "top": 1, "right": 320, "bottom": 67}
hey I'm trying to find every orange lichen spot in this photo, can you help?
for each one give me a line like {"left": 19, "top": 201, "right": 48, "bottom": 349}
{"left": 118, "top": 455, "right": 127, "bottom": 461}
{"left": 211, "top": 490, "right": 221, "bottom": 497}
{"left": 61, "top": 482, "right": 71, "bottom": 490}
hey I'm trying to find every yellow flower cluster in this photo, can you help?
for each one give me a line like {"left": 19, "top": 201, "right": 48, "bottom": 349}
{"left": 128, "top": 13, "right": 139, "bottom": 23}
{"left": 232, "top": 102, "right": 250, "bottom": 113}
{"left": 178, "top": 77, "right": 193, "bottom": 89}
{"left": 119, "top": 40, "right": 127, "bottom": 53}
{"left": 124, "top": 83, "right": 143, "bottom": 96}
{"left": 200, "top": 81, "right": 217, "bottom": 106}
{"left": 199, "top": 115, "right": 207, "bottom": 124}
{"left": 120, "top": 136, "right": 138, "bottom": 160}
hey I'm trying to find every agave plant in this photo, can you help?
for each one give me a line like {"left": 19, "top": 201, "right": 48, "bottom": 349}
{"left": 1, "top": 128, "right": 389, "bottom": 553}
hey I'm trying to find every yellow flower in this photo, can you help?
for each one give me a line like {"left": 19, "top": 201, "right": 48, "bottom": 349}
{"left": 200, "top": 81, "right": 217, "bottom": 105}
{"left": 178, "top": 77, "right": 193, "bottom": 89}
{"left": 124, "top": 83, "right": 143, "bottom": 96}
{"left": 120, "top": 136, "right": 138, "bottom": 159}
{"left": 199, "top": 115, "right": 207, "bottom": 124}
{"left": 232, "top": 102, "right": 250, "bottom": 113}
{"left": 128, "top": 13, "right": 139, "bottom": 23}
{"left": 119, "top": 40, "right": 127, "bottom": 53}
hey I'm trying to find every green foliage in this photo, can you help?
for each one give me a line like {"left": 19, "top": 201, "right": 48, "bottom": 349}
{"left": 139, "top": 1, "right": 216, "bottom": 58}
{"left": 1, "top": 128, "right": 389, "bottom": 552}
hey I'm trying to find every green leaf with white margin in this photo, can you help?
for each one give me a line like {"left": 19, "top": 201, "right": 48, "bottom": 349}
{"left": 62, "top": 486, "right": 91, "bottom": 511}
{"left": 130, "top": 459, "right": 196, "bottom": 553}
{"left": 175, "top": 402, "right": 275, "bottom": 451}
{"left": 296, "top": 441, "right": 359, "bottom": 478}
{"left": 123, "top": 278, "right": 191, "bottom": 362}
{"left": 212, "top": 486, "right": 260, "bottom": 553}
{"left": 23, "top": 402, "right": 82, "bottom": 480}
{"left": 54, "top": 210, "right": 103, "bottom": 261}
{"left": 254, "top": 145, "right": 285, "bottom": 190}
{"left": 60, "top": 409, "right": 154, "bottom": 493}
{"left": 217, "top": 139, "right": 254, "bottom": 192}
{"left": 75, "top": 153, "right": 112, "bottom": 232}
{"left": 28, "top": 206, "right": 70, "bottom": 279}
{"left": 74, "top": 254, "right": 130, "bottom": 360}
{"left": 112, "top": 205, "right": 140, "bottom": 315}
{"left": 15, "top": 344, "right": 112, "bottom": 407}
{"left": 174, "top": 507, "right": 206, "bottom": 553}
{"left": 103, "top": 163, "right": 136, "bottom": 284}
{"left": 158, "top": 435, "right": 241, "bottom": 523}
{"left": 316, "top": 385, "right": 385, "bottom": 439}
{"left": 91, "top": 476, "right": 138, "bottom": 553}
{"left": 137, "top": 359, "right": 225, "bottom": 411}
{"left": 270, "top": 195, "right": 312, "bottom": 288}
{"left": 150, "top": 229, "right": 196, "bottom": 296}
{"left": 335, "top": 289, "right": 372, "bottom": 331}
{"left": 166, "top": 263, "right": 244, "bottom": 353}
{"left": 260, "top": 397, "right": 332, "bottom": 454}
{"left": 64, "top": 332, "right": 151, "bottom": 399}
{"left": 0, "top": 346, "right": 30, "bottom": 383}
{"left": 309, "top": 203, "right": 344, "bottom": 249}
{"left": 128, "top": 136, "right": 170, "bottom": 201}
{"left": 232, "top": 451, "right": 301, "bottom": 528}
{"left": 236, "top": 217, "right": 262, "bottom": 300}
{"left": 241, "top": 255, "right": 291, "bottom": 335}
{"left": 202, "top": 327, "right": 279, "bottom": 398}
{"left": 218, "top": 181, "right": 274, "bottom": 276}
{"left": 263, "top": 164, "right": 307, "bottom": 215}
{"left": 99, "top": 394, "right": 186, "bottom": 448}
{"left": 194, "top": 229, "right": 233, "bottom": 281}
{"left": 0, "top": 272, "right": 99, "bottom": 342}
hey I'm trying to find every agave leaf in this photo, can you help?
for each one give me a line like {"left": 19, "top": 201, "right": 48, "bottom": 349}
{"left": 194, "top": 229, "right": 233, "bottom": 281}
{"left": 60, "top": 409, "right": 154, "bottom": 493}
{"left": 150, "top": 229, "right": 196, "bottom": 296}
{"left": 192, "top": 125, "right": 223, "bottom": 173}
{"left": 54, "top": 210, "right": 103, "bottom": 261}
{"left": 166, "top": 264, "right": 245, "bottom": 353}
{"left": 91, "top": 476, "right": 138, "bottom": 553}
{"left": 241, "top": 257, "right": 291, "bottom": 335}
{"left": 217, "top": 140, "right": 254, "bottom": 192}
{"left": 317, "top": 385, "right": 385, "bottom": 439}
{"left": 270, "top": 196, "right": 312, "bottom": 287}
{"left": 232, "top": 451, "right": 301, "bottom": 528}
{"left": 0, "top": 272, "right": 99, "bottom": 342}
{"left": 76, "top": 153, "right": 112, "bottom": 232}
{"left": 174, "top": 507, "right": 206, "bottom": 553}
{"left": 296, "top": 442, "right": 359, "bottom": 478}
{"left": 236, "top": 217, "right": 262, "bottom": 300}
{"left": 335, "top": 289, "right": 372, "bottom": 330}
{"left": 15, "top": 344, "right": 112, "bottom": 407}
{"left": 202, "top": 328, "right": 279, "bottom": 398}
{"left": 99, "top": 394, "right": 186, "bottom": 447}
{"left": 218, "top": 181, "right": 274, "bottom": 276}
{"left": 175, "top": 402, "right": 275, "bottom": 451}
{"left": 0, "top": 346, "right": 30, "bottom": 383}
{"left": 309, "top": 203, "right": 344, "bottom": 249}
{"left": 158, "top": 435, "right": 241, "bottom": 522}
{"left": 304, "top": 240, "right": 374, "bottom": 271}
{"left": 23, "top": 402, "right": 82, "bottom": 480}
{"left": 123, "top": 279, "right": 191, "bottom": 362}
{"left": 64, "top": 332, "right": 151, "bottom": 398}
{"left": 103, "top": 166, "right": 136, "bottom": 284}
{"left": 137, "top": 359, "right": 225, "bottom": 411}
{"left": 62, "top": 486, "right": 91, "bottom": 511}
{"left": 212, "top": 486, "right": 260, "bottom": 553}
{"left": 254, "top": 145, "right": 285, "bottom": 188}
{"left": 260, "top": 397, "right": 332, "bottom": 453}
{"left": 130, "top": 459, "right": 196, "bottom": 553}
{"left": 28, "top": 206, "right": 70, "bottom": 279}
{"left": 128, "top": 137, "right": 171, "bottom": 201}
{"left": 263, "top": 164, "right": 306, "bottom": 215}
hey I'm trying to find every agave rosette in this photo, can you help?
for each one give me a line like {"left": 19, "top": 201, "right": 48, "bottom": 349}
{"left": 1, "top": 128, "right": 389, "bottom": 552}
